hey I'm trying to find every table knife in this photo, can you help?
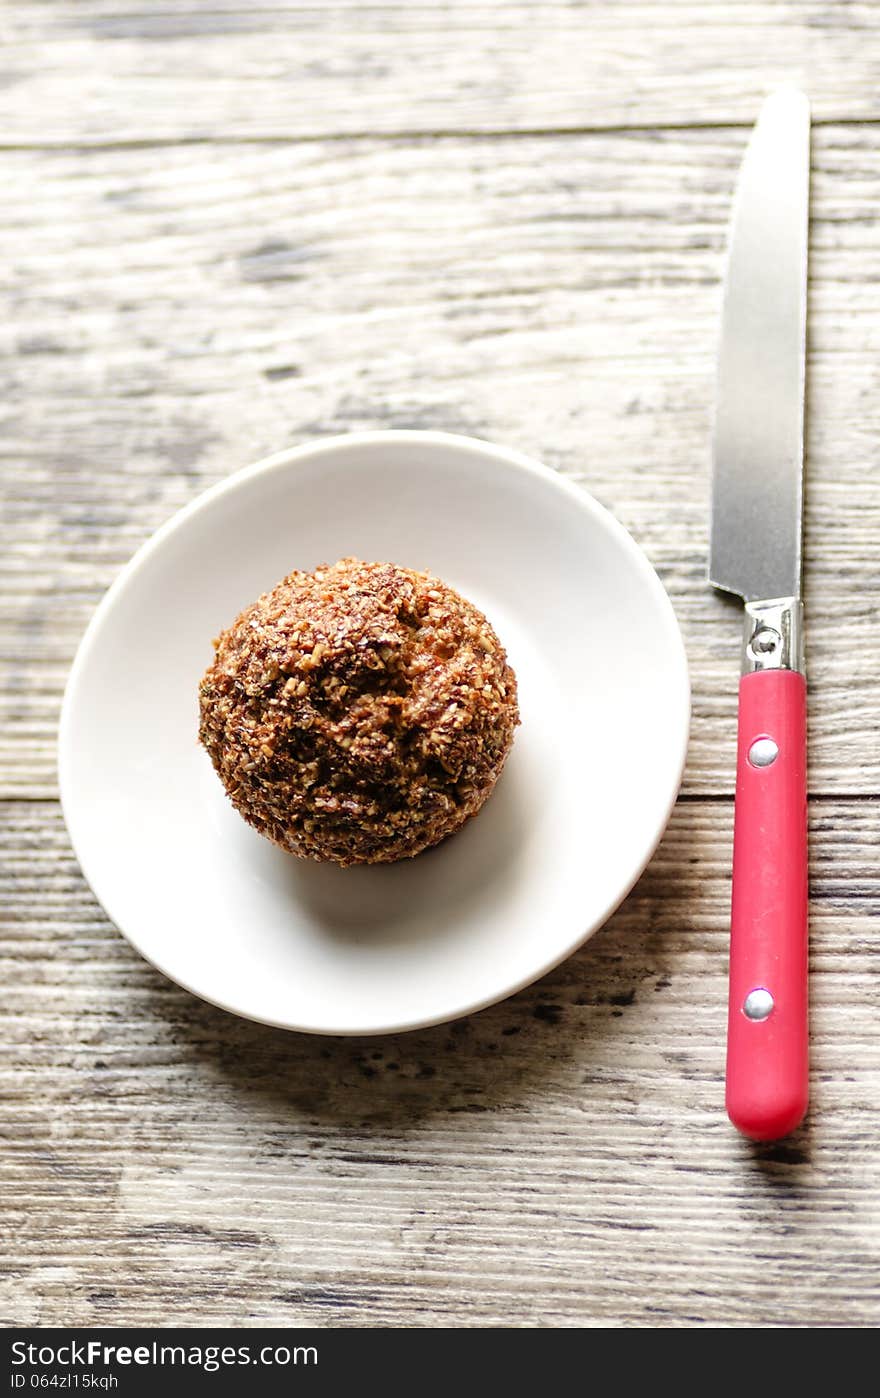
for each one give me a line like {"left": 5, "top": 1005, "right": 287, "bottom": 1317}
{"left": 709, "top": 89, "right": 810, "bottom": 1141}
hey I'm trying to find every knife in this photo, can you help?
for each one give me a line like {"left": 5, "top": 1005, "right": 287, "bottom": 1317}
{"left": 709, "top": 89, "right": 811, "bottom": 1142}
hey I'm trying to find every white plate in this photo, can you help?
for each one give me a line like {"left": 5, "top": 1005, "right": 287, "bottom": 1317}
{"left": 59, "top": 431, "right": 689, "bottom": 1035}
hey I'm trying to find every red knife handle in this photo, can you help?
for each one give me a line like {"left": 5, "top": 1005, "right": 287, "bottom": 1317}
{"left": 726, "top": 668, "right": 809, "bottom": 1141}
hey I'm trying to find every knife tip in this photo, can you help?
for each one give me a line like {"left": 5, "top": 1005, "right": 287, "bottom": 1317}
{"left": 760, "top": 85, "right": 810, "bottom": 124}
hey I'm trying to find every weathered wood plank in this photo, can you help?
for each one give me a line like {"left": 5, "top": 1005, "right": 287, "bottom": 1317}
{"left": 1, "top": 798, "right": 878, "bottom": 1327}
{"left": 3, "top": 3, "right": 880, "bottom": 142}
{"left": 2, "top": 3, "right": 879, "bottom": 1334}
{"left": 2, "top": 128, "right": 879, "bottom": 797}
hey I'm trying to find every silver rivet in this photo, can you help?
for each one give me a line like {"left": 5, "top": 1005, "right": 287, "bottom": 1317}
{"left": 743, "top": 988, "right": 774, "bottom": 1021}
{"left": 751, "top": 627, "right": 781, "bottom": 656}
{"left": 748, "top": 737, "right": 779, "bottom": 768}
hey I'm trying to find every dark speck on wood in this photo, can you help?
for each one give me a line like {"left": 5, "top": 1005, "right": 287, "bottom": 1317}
{"left": 239, "top": 241, "right": 324, "bottom": 282}
{"left": 533, "top": 1003, "right": 563, "bottom": 1024}
{"left": 264, "top": 365, "right": 302, "bottom": 381}
{"left": 609, "top": 989, "right": 637, "bottom": 1007}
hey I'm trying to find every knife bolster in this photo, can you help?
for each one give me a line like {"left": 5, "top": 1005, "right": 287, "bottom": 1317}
{"left": 741, "top": 597, "right": 804, "bottom": 676}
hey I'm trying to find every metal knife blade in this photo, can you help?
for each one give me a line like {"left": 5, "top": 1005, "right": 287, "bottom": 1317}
{"left": 709, "top": 88, "right": 810, "bottom": 603}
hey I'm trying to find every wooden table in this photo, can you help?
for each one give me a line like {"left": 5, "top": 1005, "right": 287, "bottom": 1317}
{"left": 2, "top": 3, "right": 878, "bottom": 1329}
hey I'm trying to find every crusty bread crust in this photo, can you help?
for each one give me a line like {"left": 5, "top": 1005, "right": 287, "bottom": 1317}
{"left": 199, "top": 558, "right": 519, "bottom": 866}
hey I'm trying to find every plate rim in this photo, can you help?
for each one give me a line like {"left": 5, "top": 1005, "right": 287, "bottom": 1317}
{"left": 58, "top": 429, "right": 691, "bottom": 1036}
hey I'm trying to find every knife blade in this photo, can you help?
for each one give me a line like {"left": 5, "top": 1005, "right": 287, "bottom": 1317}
{"left": 709, "top": 89, "right": 811, "bottom": 1142}
{"left": 711, "top": 88, "right": 809, "bottom": 603}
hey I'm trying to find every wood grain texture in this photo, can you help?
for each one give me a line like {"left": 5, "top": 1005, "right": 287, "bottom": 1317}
{"left": 2, "top": 800, "right": 879, "bottom": 1327}
{"left": 2, "top": 126, "right": 880, "bottom": 798}
{"left": 1, "top": 0, "right": 879, "bottom": 1330}
{"left": 3, "top": 2, "right": 880, "bottom": 142}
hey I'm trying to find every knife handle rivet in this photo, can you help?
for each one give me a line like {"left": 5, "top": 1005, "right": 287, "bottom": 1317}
{"left": 743, "top": 987, "right": 775, "bottom": 1021}
{"left": 748, "top": 737, "right": 779, "bottom": 768}
{"left": 750, "top": 626, "right": 781, "bottom": 658}
{"left": 740, "top": 600, "right": 805, "bottom": 676}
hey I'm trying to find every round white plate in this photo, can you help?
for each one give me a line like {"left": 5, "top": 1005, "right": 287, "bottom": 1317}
{"left": 59, "top": 431, "right": 689, "bottom": 1035}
